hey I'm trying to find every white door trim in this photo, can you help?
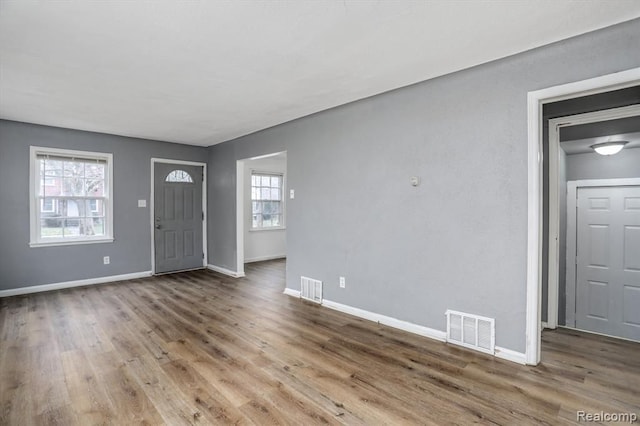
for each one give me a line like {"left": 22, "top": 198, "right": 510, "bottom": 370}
{"left": 150, "top": 158, "right": 208, "bottom": 275}
{"left": 565, "top": 178, "right": 640, "bottom": 328}
{"left": 547, "top": 104, "right": 640, "bottom": 329}
{"left": 526, "top": 67, "right": 640, "bottom": 365}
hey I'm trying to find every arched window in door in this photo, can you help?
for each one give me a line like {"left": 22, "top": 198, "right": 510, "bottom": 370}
{"left": 165, "top": 170, "right": 193, "bottom": 183}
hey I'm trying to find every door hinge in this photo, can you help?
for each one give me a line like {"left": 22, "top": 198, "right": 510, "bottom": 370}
{"left": 202, "top": 211, "right": 204, "bottom": 221}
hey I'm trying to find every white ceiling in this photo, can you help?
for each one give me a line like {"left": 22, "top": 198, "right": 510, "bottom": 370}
{"left": 1, "top": 1, "right": 640, "bottom": 147}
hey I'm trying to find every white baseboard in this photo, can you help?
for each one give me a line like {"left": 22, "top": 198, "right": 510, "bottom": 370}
{"left": 245, "top": 254, "right": 286, "bottom": 264}
{"left": 321, "top": 299, "right": 447, "bottom": 342}
{"left": 206, "top": 264, "right": 245, "bottom": 278}
{"left": 494, "top": 346, "right": 527, "bottom": 365}
{"left": 285, "top": 295, "right": 526, "bottom": 365}
{"left": 283, "top": 288, "right": 301, "bottom": 297}
{"left": 0, "top": 271, "right": 153, "bottom": 298}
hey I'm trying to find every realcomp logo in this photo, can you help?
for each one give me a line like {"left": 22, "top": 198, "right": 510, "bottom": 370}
{"left": 577, "top": 411, "right": 638, "bottom": 423}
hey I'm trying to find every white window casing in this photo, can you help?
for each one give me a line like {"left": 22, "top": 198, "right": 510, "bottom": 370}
{"left": 29, "top": 146, "right": 114, "bottom": 247}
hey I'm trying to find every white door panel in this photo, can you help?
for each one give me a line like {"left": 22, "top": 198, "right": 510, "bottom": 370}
{"left": 575, "top": 186, "right": 640, "bottom": 341}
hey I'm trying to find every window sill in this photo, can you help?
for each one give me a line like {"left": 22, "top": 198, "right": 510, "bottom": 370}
{"left": 249, "top": 227, "right": 286, "bottom": 232}
{"left": 29, "top": 237, "right": 114, "bottom": 248}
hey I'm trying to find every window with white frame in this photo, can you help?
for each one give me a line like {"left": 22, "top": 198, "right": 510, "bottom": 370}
{"left": 251, "top": 172, "right": 283, "bottom": 229}
{"left": 30, "top": 147, "right": 113, "bottom": 246}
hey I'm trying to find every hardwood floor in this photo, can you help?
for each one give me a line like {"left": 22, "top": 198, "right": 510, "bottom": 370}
{"left": 1, "top": 259, "right": 639, "bottom": 425}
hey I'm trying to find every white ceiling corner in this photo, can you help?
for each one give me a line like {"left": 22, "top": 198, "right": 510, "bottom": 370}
{"left": 1, "top": 1, "right": 639, "bottom": 147}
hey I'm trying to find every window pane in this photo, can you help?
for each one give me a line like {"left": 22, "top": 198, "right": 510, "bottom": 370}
{"left": 251, "top": 187, "right": 258, "bottom": 201}
{"left": 270, "top": 188, "right": 280, "bottom": 200}
{"left": 261, "top": 188, "right": 270, "bottom": 200}
{"left": 252, "top": 201, "right": 261, "bottom": 214}
{"left": 86, "top": 199, "right": 103, "bottom": 216}
{"left": 91, "top": 217, "right": 105, "bottom": 236}
{"left": 43, "top": 178, "right": 59, "bottom": 197}
{"left": 41, "top": 219, "right": 63, "bottom": 238}
{"left": 41, "top": 198, "right": 54, "bottom": 213}
{"left": 271, "top": 176, "right": 280, "bottom": 188}
{"left": 63, "top": 218, "right": 82, "bottom": 236}
{"left": 166, "top": 170, "right": 193, "bottom": 183}
{"left": 252, "top": 214, "right": 260, "bottom": 228}
{"left": 43, "top": 159, "right": 63, "bottom": 176}
{"left": 86, "top": 179, "right": 104, "bottom": 196}
{"left": 85, "top": 163, "right": 105, "bottom": 179}
{"left": 251, "top": 175, "right": 258, "bottom": 186}
{"left": 81, "top": 218, "right": 101, "bottom": 236}
{"left": 62, "top": 177, "right": 84, "bottom": 196}
{"left": 272, "top": 215, "right": 281, "bottom": 226}
{"left": 65, "top": 199, "right": 82, "bottom": 217}
{"left": 63, "top": 161, "right": 84, "bottom": 177}
{"left": 261, "top": 176, "right": 270, "bottom": 186}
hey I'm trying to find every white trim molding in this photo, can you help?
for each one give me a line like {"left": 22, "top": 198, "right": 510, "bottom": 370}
{"left": 0, "top": 271, "right": 152, "bottom": 298}
{"left": 150, "top": 158, "right": 208, "bottom": 275}
{"left": 284, "top": 292, "right": 527, "bottom": 365}
{"left": 245, "top": 254, "right": 286, "bottom": 263}
{"left": 526, "top": 66, "right": 640, "bottom": 366}
{"left": 494, "top": 346, "right": 527, "bottom": 365}
{"left": 29, "top": 146, "right": 114, "bottom": 248}
{"left": 321, "top": 299, "right": 447, "bottom": 342}
{"left": 283, "top": 288, "right": 301, "bottom": 298}
{"left": 206, "top": 264, "right": 246, "bottom": 278}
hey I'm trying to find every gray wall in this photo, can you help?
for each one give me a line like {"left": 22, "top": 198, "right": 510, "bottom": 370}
{"left": 0, "top": 120, "right": 207, "bottom": 290}
{"left": 558, "top": 149, "right": 568, "bottom": 326}
{"left": 566, "top": 147, "right": 640, "bottom": 180}
{"left": 207, "top": 19, "right": 640, "bottom": 353}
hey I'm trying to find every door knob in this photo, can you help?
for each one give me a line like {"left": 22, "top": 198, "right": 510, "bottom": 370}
{"left": 155, "top": 224, "right": 161, "bottom": 229}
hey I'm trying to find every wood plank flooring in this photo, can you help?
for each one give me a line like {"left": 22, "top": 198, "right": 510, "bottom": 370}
{"left": 1, "top": 259, "right": 639, "bottom": 425}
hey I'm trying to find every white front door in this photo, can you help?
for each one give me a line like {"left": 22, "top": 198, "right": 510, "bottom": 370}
{"left": 575, "top": 186, "right": 640, "bottom": 341}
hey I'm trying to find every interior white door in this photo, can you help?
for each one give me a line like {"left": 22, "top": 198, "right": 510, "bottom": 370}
{"left": 575, "top": 186, "right": 640, "bottom": 341}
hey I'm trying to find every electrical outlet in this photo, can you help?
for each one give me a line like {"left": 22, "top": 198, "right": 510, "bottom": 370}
{"left": 339, "top": 276, "right": 346, "bottom": 288}
{"left": 103, "top": 256, "right": 110, "bottom": 265}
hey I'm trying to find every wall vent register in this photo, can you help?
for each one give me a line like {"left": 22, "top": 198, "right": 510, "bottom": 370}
{"left": 300, "top": 276, "right": 323, "bottom": 303}
{"left": 445, "top": 310, "right": 495, "bottom": 355}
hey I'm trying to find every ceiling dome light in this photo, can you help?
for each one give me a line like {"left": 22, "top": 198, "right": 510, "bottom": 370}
{"left": 590, "top": 141, "right": 628, "bottom": 156}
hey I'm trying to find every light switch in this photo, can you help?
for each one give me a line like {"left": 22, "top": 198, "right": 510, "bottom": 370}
{"left": 290, "top": 189, "right": 295, "bottom": 199}
{"left": 138, "top": 199, "right": 147, "bottom": 208}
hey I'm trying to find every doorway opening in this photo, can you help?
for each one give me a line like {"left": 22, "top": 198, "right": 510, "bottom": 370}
{"left": 236, "top": 151, "right": 287, "bottom": 277}
{"left": 526, "top": 68, "right": 640, "bottom": 365}
{"left": 151, "top": 158, "right": 207, "bottom": 275}
{"left": 545, "top": 106, "right": 640, "bottom": 343}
